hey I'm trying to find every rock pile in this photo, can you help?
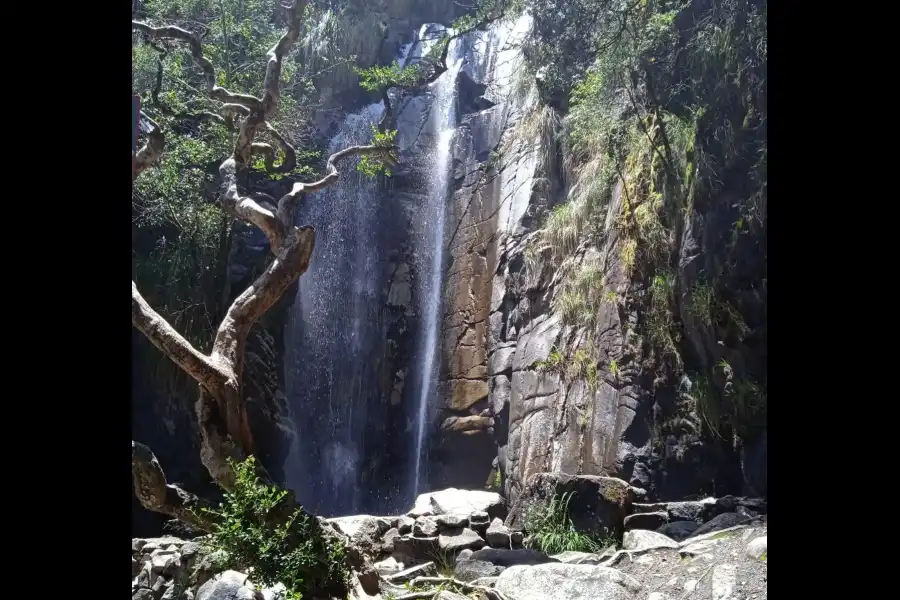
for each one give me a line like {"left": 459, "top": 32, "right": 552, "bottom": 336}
{"left": 131, "top": 480, "right": 767, "bottom": 599}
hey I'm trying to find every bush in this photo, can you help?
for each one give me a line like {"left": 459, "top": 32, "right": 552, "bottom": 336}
{"left": 203, "top": 457, "right": 349, "bottom": 599}
{"left": 524, "top": 491, "right": 607, "bottom": 555}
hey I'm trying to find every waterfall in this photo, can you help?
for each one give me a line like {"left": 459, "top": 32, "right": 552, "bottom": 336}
{"left": 411, "top": 29, "right": 466, "bottom": 498}
{"left": 282, "top": 101, "right": 386, "bottom": 516}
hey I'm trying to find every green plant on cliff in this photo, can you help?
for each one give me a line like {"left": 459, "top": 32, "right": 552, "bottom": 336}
{"left": 524, "top": 492, "right": 602, "bottom": 554}
{"left": 203, "top": 457, "right": 349, "bottom": 599}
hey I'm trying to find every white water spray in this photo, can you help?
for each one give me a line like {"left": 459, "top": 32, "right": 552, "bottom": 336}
{"left": 412, "top": 31, "right": 466, "bottom": 498}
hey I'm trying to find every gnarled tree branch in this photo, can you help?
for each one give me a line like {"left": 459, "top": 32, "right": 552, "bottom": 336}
{"left": 131, "top": 0, "right": 399, "bottom": 504}
{"left": 132, "top": 441, "right": 216, "bottom": 531}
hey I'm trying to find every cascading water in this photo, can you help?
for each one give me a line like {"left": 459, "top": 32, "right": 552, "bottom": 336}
{"left": 282, "top": 40, "right": 419, "bottom": 516}
{"left": 410, "top": 29, "right": 467, "bottom": 498}
{"left": 282, "top": 101, "right": 387, "bottom": 516}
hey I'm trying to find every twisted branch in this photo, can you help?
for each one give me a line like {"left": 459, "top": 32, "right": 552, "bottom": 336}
{"left": 131, "top": 1, "right": 398, "bottom": 505}
{"left": 132, "top": 441, "right": 216, "bottom": 531}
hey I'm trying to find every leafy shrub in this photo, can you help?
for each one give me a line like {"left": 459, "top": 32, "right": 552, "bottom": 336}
{"left": 524, "top": 491, "right": 604, "bottom": 555}
{"left": 203, "top": 457, "right": 348, "bottom": 599}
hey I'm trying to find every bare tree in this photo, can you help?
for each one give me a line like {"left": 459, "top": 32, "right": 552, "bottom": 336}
{"left": 130, "top": 0, "right": 397, "bottom": 529}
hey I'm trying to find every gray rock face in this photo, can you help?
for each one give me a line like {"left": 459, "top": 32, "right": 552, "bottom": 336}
{"left": 495, "top": 564, "right": 642, "bottom": 600}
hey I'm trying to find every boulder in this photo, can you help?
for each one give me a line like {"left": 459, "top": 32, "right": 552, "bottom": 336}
{"left": 435, "top": 592, "right": 469, "bottom": 600}
{"left": 436, "top": 514, "right": 469, "bottom": 529}
{"left": 392, "top": 535, "right": 439, "bottom": 563}
{"left": 495, "top": 564, "right": 642, "bottom": 600}
{"left": 196, "top": 571, "right": 257, "bottom": 600}
{"left": 486, "top": 517, "right": 512, "bottom": 548}
{"left": 469, "top": 548, "right": 557, "bottom": 567}
{"left": 505, "top": 473, "right": 639, "bottom": 540}
{"left": 328, "top": 516, "right": 393, "bottom": 555}
{"left": 409, "top": 489, "right": 506, "bottom": 520}
{"left": 396, "top": 516, "right": 415, "bottom": 534}
{"left": 623, "top": 511, "right": 668, "bottom": 531}
{"left": 550, "top": 551, "right": 605, "bottom": 565}
{"left": 655, "top": 521, "right": 700, "bottom": 541}
{"left": 688, "top": 512, "right": 753, "bottom": 539}
{"left": 621, "top": 530, "right": 680, "bottom": 552}
{"left": 439, "top": 527, "right": 486, "bottom": 552}
{"left": 414, "top": 516, "right": 440, "bottom": 537}
{"left": 454, "top": 558, "right": 506, "bottom": 582}
{"left": 746, "top": 536, "right": 767, "bottom": 561}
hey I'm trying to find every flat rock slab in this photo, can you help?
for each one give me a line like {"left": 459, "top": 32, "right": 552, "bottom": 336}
{"left": 622, "top": 530, "right": 680, "bottom": 552}
{"left": 495, "top": 564, "right": 642, "bottom": 600}
{"left": 409, "top": 489, "right": 505, "bottom": 520}
{"left": 439, "top": 527, "right": 486, "bottom": 552}
{"left": 470, "top": 548, "right": 557, "bottom": 567}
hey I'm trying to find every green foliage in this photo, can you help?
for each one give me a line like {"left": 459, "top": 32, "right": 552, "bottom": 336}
{"left": 524, "top": 492, "right": 606, "bottom": 554}
{"left": 203, "top": 457, "right": 349, "bottom": 599}
{"left": 690, "top": 280, "right": 715, "bottom": 326}
{"left": 535, "top": 346, "right": 565, "bottom": 374}
{"left": 132, "top": 0, "right": 320, "bottom": 364}
{"left": 355, "top": 61, "right": 424, "bottom": 92}
{"left": 357, "top": 126, "right": 398, "bottom": 177}
{"left": 569, "top": 348, "right": 599, "bottom": 390}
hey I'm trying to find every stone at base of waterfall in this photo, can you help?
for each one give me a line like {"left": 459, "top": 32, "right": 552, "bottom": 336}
{"left": 384, "top": 562, "right": 437, "bottom": 584}
{"left": 374, "top": 556, "right": 405, "bottom": 575}
{"left": 196, "top": 570, "right": 259, "bottom": 600}
{"left": 435, "top": 592, "right": 469, "bottom": 600}
{"left": 551, "top": 551, "right": 607, "bottom": 565}
{"left": 486, "top": 517, "right": 512, "bottom": 547}
{"left": 624, "top": 511, "right": 669, "bottom": 531}
{"left": 392, "top": 535, "right": 439, "bottom": 562}
{"left": 414, "top": 516, "right": 440, "bottom": 537}
{"left": 454, "top": 558, "right": 506, "bottom": 581}
{"left": 495, "top": 564, "right": 642, "bottom": 600}
{"left": 469, "top": 548, "right": 557, "bottom": 567}
{"left": 622, "top": 530, "right": 680, "bottom": 552}
{"left": 397, "top": 516, "right": 415, "bottom": 534}
{"left": 655, "top": 521, "right": 700, "bottom": 541}
{"left": 408, "top": 488, "right": 506, "bottom": 520}
{"left": 436, "top": 513, "right": 469, "bottom": 528}
{"left": 746, "top": 536, "right": 767, "bottom": 560}
{"left": 439, "top": 527, "right": 486, "bottom": 552}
